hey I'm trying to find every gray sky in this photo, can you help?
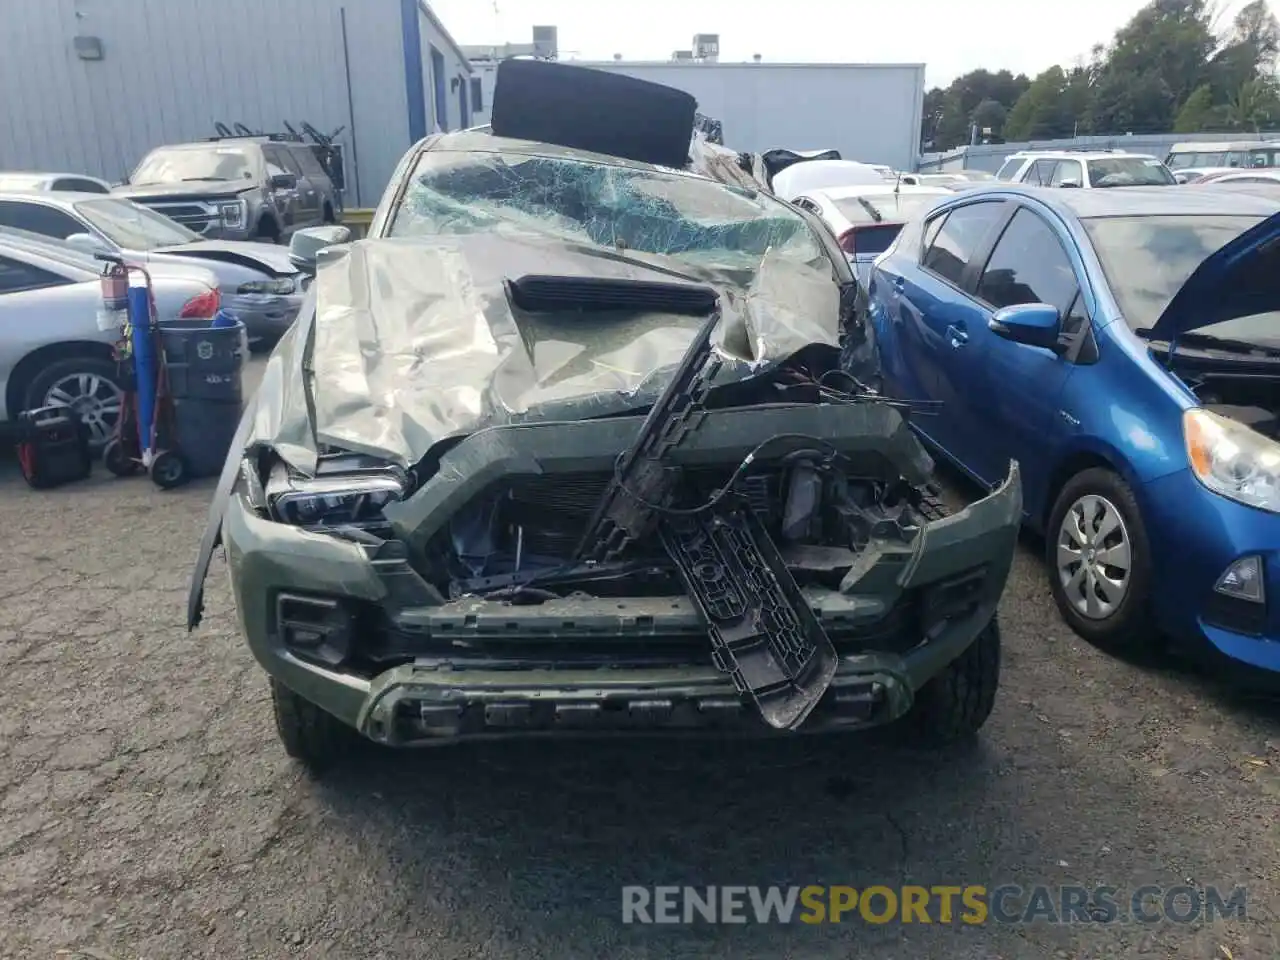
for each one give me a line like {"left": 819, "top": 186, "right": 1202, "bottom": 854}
{"left": 429, "top": 0, "right": 1273, "bottom": 88}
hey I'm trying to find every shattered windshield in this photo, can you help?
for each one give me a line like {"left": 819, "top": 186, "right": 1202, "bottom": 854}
{"left": 388, "top": 148, "right": 824, "bottom": 269}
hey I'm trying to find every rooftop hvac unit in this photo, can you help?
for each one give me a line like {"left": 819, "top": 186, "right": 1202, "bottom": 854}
{"left": 672, "top": 50, "right": 694, "bottom": 61}
{"left": 532, "top": 25, "right": 558, "bottom": 59}
{"left": 692, "top": 33, "right": 719, "bottom": 62}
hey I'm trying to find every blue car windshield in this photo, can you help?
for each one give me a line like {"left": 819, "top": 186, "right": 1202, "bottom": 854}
{"left": 1083, "top": 214, "right": 1280, "bottom": 343}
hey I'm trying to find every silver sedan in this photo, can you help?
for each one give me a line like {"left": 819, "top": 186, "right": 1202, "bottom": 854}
{"left": 0, "top": 229, "right": 221, "bottom": 448}
{"left": 0, "top": 192, "right": 303, "bottom": 347}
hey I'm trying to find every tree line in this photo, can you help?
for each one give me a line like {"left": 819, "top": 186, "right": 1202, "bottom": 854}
{"left": 921, "top": 0, "right": 1280, "bottom": 151}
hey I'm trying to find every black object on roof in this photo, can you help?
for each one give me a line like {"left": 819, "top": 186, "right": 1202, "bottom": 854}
{"left": 490, "top": 59, "right": 697, "bottom": 169}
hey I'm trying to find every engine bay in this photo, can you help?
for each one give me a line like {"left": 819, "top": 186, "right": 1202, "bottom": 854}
{"left": 1188, "top": 370, "right": 1280, "bottom": 440}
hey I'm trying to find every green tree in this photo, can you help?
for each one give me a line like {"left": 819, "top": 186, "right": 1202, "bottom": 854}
{"left": 970, "top": 99, "right": 1008, "bottom": 141}
{"left": 920, "top": 69, "right": 1031, "bottom": 150}
{"left": 1225, "top": 77, "right": 1280, "bottom": 131}
{"left": 1209, "top": 0, "right": 1280, "bottom": 98}
{"left": 1173, "top": 83, "right": 1216, "bottom": 131}
{"left": 1088, "top": 0, "right": 1216, "bottom": 133}
{"left": 1005, "top": 67, "right": 1081, "bottom": 140}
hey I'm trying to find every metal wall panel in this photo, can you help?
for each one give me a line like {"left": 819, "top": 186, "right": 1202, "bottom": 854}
{"left": 575, "top": 62, "right": 926, "bottom": 173}
{"left": 417, "top": 3, "right": 471, "bottom": 132}
{"left": 0, "top": 0, "right": 416, "bottom": 205}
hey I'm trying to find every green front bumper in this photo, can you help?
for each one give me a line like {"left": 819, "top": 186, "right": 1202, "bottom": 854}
{"left": 223, "top": 461, "right": 1022, "bottom": 744}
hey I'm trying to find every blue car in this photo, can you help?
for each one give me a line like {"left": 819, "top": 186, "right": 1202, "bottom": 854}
{"left": 863, "top": 184, "right": 1280, "bottom": 674}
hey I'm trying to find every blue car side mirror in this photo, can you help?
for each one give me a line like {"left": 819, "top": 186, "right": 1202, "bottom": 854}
{"left": 989, "top": 302, "right": 1064, "bottom": 352}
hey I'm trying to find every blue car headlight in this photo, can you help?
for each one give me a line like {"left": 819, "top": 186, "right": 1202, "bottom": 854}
{"left": 1184, "top": 409, "right": 1280, "bottom": 512}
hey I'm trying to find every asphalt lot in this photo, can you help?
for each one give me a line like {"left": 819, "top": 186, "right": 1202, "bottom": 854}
{"left": 1, "top": 358, "right": 1277, "bottom": 959}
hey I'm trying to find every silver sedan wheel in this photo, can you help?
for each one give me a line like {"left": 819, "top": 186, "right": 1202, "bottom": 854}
{"left": 1056, "top": 493, "right": 1133, "bottom": 620}
{"left": 44, "top": 371, "right": 123, "bottom": 447}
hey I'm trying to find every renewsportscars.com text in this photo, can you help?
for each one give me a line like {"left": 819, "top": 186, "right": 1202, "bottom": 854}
{"left": 621, "top": 884, "right": 1248, "bottom": 925}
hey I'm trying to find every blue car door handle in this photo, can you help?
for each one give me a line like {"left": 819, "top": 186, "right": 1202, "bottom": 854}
{"left": 946, "top": 322, "right": 969, "bottom": 348}
{"left": 891, "top": 276, "right": 905, "bottom": 298}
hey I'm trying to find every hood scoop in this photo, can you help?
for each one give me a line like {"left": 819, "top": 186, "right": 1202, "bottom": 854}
{"left": 506, "top": 275, "right": 718, "bottom": 316}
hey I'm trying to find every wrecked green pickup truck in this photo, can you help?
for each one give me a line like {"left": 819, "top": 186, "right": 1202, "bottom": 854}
{"left": 186, "top": 67, "right": 1021, "bottom": 772}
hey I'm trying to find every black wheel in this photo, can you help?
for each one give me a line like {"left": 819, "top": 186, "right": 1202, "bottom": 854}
{"left": 270, "top": 679, "right": 355, "bottom": 773}
{"left": 150, "top": 450, "right": 189, "bottom": 489}
{"left": 1045, "top": 467, "right": 1157, "bottom": 653}
{"left": 906, "top": 617, "right": 1001, "bottom": 744}
{"left": 23, "top": 355, "right": 123, "bottom": 453}
{"left": 256, "top": 217, "right": 282, "bottom": 244}
{"left": 102, "top": 437, "right": 141, "bottom": 477}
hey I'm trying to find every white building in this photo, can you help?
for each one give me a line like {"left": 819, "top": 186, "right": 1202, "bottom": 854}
{"left": 0, "top": 0, "right": 472, "bottom": 207}
{"left": 464, "top": 46, "right": 925, "bottom": 173}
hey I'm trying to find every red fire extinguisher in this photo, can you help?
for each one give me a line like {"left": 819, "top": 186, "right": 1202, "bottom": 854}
{"left": 100, "top": 260, "right": 129, "bottom": 311}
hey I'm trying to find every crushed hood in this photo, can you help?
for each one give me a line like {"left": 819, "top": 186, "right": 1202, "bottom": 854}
{"left": 1149, "top": 209, "right": 1280, "bottom": 340}
{"left": 159, "top": 239, "right": 297, "bottom": 276}
{"left": 113, "top": 180, "right": 253, "bottom": 202}
{"left": 256, "top": 233, "right": 842, "bottom": 470}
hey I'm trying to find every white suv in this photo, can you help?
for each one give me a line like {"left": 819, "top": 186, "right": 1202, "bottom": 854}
{"left": 993, "top": 150, "right": 1177, "bottom": 188}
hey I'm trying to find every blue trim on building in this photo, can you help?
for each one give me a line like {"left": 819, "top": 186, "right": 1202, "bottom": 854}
{"left": 399, "top": 0, "right": 428, "bottom": 141}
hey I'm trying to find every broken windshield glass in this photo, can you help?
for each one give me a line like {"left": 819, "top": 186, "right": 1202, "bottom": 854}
{"left": 388, "top": 148, "right": 823, "bottom": 270}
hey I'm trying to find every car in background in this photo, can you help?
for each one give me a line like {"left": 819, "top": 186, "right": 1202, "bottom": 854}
{"left": 1165, "top": 140, "right": 1280, "bottom": 182}
{"left": 862, "top": 183, "right": 1280, "bottom": 678}
{"left": 790, "top": 184, "right": 952, "bottom": 287}
{"left": 995, "top": 151, "right": 1176, "bottom": 188}
{"left": 1172, "top": 166, "right": 1238, "bottom": 184}
{"left": 0, "top": 228, "right": 219, "bottom": 449}
{"left": 1193, "top": 169, "right": 1280, "bottom": 189}
{"left": 0, "top": 172, "right": 112, "bottom": 194}
{"left": 897, "top": 173, "right": 972, "bottom": 189}
{"left": 770, "top": 159, "right": 887, "bottom": 200}
{"left": 113, "top": 136, "right": 339, "bottom": 242}
{"left": 0, "top": 192, "right": 303, "bottom": 347}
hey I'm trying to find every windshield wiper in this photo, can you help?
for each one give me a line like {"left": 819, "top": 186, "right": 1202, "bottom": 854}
{"left": 1176, "top": 331, "right": 1280, "bottom": 356}
{"left": 1142, "top": 329, "right": 1280, "bottom": 364}
{"left": 179, "top": 176, "right": 229, "bottom": 182}
{"left": 854, "top": 197, "right": 884, "bottom": 223}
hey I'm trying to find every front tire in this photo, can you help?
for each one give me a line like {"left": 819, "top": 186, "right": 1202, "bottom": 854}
{"left": 270, "top": 679, "right": 355, "bottom": 774}
{"left": 907, "top": 617, "right": 1001, "bottom": 744}
{"left": 1045, "top": 467, "right": 1158, "bottom": 654}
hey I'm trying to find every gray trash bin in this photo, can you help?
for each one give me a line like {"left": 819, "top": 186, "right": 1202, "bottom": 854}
{"left": 158, "top": 318, "right": 246, "bottom": 479}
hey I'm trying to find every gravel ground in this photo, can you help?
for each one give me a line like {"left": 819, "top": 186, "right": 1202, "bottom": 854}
{"left": 1, "top": 360, "right": 1277, "bottom": 959}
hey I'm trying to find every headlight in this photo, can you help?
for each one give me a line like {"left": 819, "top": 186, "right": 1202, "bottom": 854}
{"left": 265, "top": 463, "right": 407, "bottom": 529}
{"left": 219, "top": 199, "right": 246, "bottom": 228}
{"left": 236, "top": 277, "right": 297, "bottom": 295}
{"left": 1184, "top": 408, "right": 1280, "bottom": 512}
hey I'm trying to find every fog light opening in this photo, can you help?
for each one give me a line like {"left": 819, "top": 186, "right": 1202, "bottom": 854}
{"left": 1214, "top": 555, "right": 1265, "bottom": 604}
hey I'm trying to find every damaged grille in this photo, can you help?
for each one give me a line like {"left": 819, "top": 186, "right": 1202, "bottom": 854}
{"left": 413, "top": 304, "right": 936, "bottom": 732}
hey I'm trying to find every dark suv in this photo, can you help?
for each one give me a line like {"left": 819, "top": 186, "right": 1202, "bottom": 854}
{"left": 114, "top": 137, "right": 340, "bottom": 242}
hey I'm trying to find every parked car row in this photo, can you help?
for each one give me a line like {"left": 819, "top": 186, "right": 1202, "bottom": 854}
{"left": 0, "top": 228, "right": 221, "bottom": 448}
{"left": 1, "top": 131, "right": 341, "bottom": 243}
{"left": 0, "top": 147, "right": 312, "bottom": 443}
